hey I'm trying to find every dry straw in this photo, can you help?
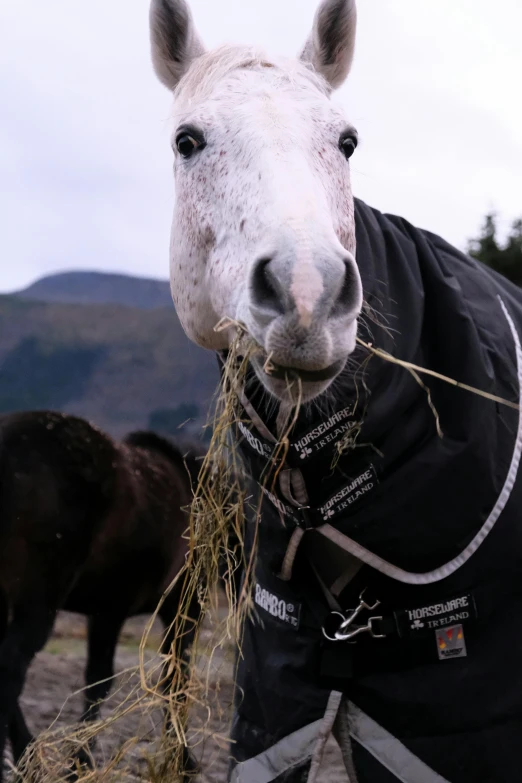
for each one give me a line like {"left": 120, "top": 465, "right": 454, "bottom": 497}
{"left": 356, "top": 338, "right": 520, "bottom": 411}
{"left": 16, "top": 326, "right": 257, "bottom": 782}
{"left": 14, "top": 324, "right": 518, "bottom": 782}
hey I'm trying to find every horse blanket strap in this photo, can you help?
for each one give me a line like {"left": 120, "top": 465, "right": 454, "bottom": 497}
{"left": 230, "top": 691, "right": 343, "bottom": 783}
{"left": 225, "top": 198, "right": 522, "bottom": 783}
{"left": 337, "top": 701, "right": 450, "bottom": 783}
{"left": 304, "top": 531, "right": 363, "bottom": 598}
{"left": 279, "top": 469, "right": 309, "bottom": 508}
{"left": 279, "top": 526, "right": 305, "bottom": 582}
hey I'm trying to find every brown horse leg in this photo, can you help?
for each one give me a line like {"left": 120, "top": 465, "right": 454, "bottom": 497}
{"left": 81, "top": 613, "right": 126, "bottom": 724}
{"left": 69, "top": 613, "right": 126, "bottom": 773}
{"left": 0, "top": 604, "right": 57, "bottom": 782}
{"left": 159, "top": 591, "right": 202, "bottom": 776}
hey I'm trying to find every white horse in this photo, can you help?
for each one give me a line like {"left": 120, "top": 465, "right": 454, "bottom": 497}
{"left": 149, "top": 2, "right": 522, "bottom": 783}
{"left": 150, "top": 0, "right": 362, "bottom": 403}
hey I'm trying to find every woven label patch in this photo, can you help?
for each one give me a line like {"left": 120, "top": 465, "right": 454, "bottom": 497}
{"left": 319, "top": 464, "right": 378, "bottom": 521}
{"left": 237, "top": 420, "right": 274, "bottom": 459}
{"left": 436, "top": 624, "right": 467, "bottom": 660}
{"left": 254, "top": 583, "right": 301, "bottom": 630}
{"left": 394, "top": 593, "right": 477, "bottom": 639}
{"left": 289, "top": 405, "right": 356, "bottom": 461}
{"left": 259, "top": 484, "right": 300, "bottom": 524}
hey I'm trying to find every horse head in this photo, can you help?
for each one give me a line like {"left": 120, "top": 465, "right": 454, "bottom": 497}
{"left": 150, "top": 0, "right": 362, "bottom": 402}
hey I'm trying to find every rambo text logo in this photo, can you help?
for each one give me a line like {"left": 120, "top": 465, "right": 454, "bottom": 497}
{"left": 254, "top": 584, "right": 301, "bottom": 629}
{"left": 260, "top": 485, "right": 299, "bottom": 523}
{"left": 238, "top": 421, "right": 273, "bottom": 458}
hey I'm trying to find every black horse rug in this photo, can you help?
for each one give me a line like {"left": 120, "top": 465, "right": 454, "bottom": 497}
{"left": 225, "top": 198, "right": 522, "bottom": 783}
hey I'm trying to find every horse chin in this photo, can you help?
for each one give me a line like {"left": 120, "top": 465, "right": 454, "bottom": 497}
{"left": 249, "top": 355, "right": 344, "bottom": 403}
{"left": 263, "top": 376, "right": 333, "bottom": 403}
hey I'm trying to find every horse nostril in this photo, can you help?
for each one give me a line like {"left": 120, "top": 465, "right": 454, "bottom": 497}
{"left": 250, "top": 257, "right": 285, "bottom": 315}
{"left": 331, "top": 259, "right": 361, "bottom": 318}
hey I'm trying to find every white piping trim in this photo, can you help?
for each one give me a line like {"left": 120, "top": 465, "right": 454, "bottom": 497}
{"left": 230, "top": 723, "right": 321, "bottom": 782}
{"left": 230, "top": 692, "right": 343, "bottom": 782}
{"left": 348, "top": 702, "right": 449, "bottom": 783}
{"left": 308, "top": 691, "right": 343, "bottom": 783}
{"left": 319, "top": 296, "right": 522, "bottom": 585}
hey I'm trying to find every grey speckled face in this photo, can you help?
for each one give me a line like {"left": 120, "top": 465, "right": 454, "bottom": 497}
{"left": 150, "top": 0, "right": 361, "bottom": 401}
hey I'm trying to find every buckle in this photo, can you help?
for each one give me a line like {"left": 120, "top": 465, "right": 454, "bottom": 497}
{"left": 322, "top": 590, "right": 386, "bottom": 643}
{"left": 296, "top": 506, "right": 314, "bottom": 530}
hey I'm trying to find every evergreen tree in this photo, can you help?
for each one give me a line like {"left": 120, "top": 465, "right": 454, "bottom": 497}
{"left": 468, "top": 213, "right": 522, "bottom": 286}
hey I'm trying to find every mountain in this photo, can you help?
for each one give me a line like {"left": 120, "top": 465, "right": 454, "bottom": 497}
{"left": 0, "top": 272, "right": 219, "bottom": 438}
{"left": 17, "top": 271, "right": 173, "bottom": 310}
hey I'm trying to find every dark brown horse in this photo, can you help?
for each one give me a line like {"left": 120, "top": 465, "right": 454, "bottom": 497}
{"left": 0, "top": 411, "right": 203, "bottom": 779}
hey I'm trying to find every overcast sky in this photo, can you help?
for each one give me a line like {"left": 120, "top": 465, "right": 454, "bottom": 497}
{"left": 0, "top": 0, "right": 520, "bottom": 293}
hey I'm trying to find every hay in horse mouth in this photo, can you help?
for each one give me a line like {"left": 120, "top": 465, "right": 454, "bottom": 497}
{"left": 215, "top": 317, "right": 347, "bottom": 385}
{"left": 262, "top": 357, "right": 346, "bottom": 383}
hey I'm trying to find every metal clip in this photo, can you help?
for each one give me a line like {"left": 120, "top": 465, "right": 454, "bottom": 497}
{"left": 296, "top": 506, "right": 313, "bottom": 530}
{"left": 322, "top": 590, "right": 386, "bottom": 642}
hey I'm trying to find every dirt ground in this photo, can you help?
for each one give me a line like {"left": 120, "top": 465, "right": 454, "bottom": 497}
{"left": 16, "top": 610, "right": 348, "bottom": 782}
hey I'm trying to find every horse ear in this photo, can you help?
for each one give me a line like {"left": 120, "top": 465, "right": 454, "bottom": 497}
{"left": 300, "top": 0, "right": 357, "bottom": 90}
{"left": 149, "top": 0, "right": 206, "bottom": 90}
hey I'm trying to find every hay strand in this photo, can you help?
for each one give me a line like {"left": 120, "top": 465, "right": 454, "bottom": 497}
{"left": 356, "top": 338, "right": 520, "bottom": 411}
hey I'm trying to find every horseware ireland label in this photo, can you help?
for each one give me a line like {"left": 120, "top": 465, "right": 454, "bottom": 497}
{"left": 289, "top": 404, "right": 355, "bottom": 461}
{"left": 319, "top": 464, "right": 378, "bottom": 520}
{"left": 238, "top": 403, "right": 357, "bottom": 464}
{"left": 394, "top": 593, "right": 477, "bottom": 639}
{"left": 254, "top": 583, "right": 301, "bottom": 630}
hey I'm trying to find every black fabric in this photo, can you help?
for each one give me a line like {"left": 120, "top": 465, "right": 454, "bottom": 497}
{"left": 226, "top": 199, "right": 522, "bottom": 783}
{"left": 351, "top": 743, "right": 404, "bottom": 783}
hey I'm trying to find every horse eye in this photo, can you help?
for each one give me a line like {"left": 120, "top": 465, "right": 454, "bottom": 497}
{"left": 339, "top": 134, "right": 358, "bottom": 160}
{"left": 176, "top": 133, "right": 203, "bottom": 158}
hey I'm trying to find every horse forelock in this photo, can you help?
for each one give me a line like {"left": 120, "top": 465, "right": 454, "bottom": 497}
{"left": 173, "top": 44, "right": 330, "bottom": 108}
